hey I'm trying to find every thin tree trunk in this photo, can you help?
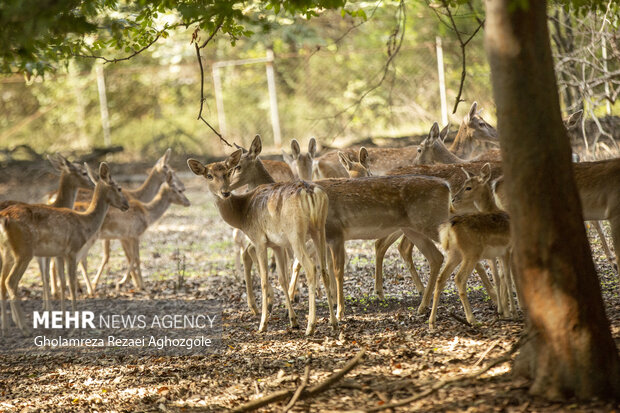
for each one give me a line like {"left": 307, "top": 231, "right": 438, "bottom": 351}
{"left": 484, "top": 0, "right": 620, "bottom": 400}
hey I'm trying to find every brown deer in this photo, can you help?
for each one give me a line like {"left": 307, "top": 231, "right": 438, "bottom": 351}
{"left": 48, "top": 149, "right": 183, "bottom": 297}
{"left": 224, "top": 135, "right": 453, "bottom": 320}
{"left": 73, "top": 171, "right": 191, "bottom": 292}
{"left": 0, "top": 162, "right": 129, "bottom": 332}
{"left": 448, "top": 101, "right": 499, "bottom": 160}
{"left": 0, "top": 154, "right": 95, "bottom": 311}
{"left": 338, "top": 147, "right": 371, "bottom": 178}
{"left": 494, "top": 158, "right": 620, "bottom": 278}
{"left": 188, "top": 154, "right": 335, "bottom": 335}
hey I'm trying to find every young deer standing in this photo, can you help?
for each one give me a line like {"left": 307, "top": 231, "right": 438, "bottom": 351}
{"left": 224, "top": 136, "right": 453, "bottom": 320}
{"left": 429, "top": 164, "right": 515, "bottom": 329}
{"left": 188, "top": 154, "right": 335, "bottom": 335}
{"left": 0, "top": 153, "right": 95, "bottom": 311}
{"left": 0, "top": 163, "right": 129, "bottom": 332}
{"left": 49, "top": 149, "right": 182, "bottom": 297}
{"left": 75, "top": 171, "right": 191, "bottom": 291}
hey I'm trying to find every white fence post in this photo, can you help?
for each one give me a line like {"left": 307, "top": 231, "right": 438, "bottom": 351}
{"left": 265, "top": 49, "right": 282, "bottom": 148}
{"left": 95, "top": 65, "right": 111, "bottom": 147}
{"left": 436, "top": 36, "right": 448, "bottom": 126}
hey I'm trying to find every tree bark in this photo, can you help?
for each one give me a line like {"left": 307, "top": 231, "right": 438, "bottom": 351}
{"left": 484, "top": 0, "right": 620, "bottom": 400}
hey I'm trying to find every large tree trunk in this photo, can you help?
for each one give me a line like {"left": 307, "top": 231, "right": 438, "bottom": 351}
{"left": 484, "top": 0, "right": 620, "bottom": 400}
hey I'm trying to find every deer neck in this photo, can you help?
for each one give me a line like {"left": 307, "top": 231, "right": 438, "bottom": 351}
{"left": 449, "top": 123, "right": 475, "bottom": 159}
{"left": 476, "top": 186, "right": 501, "bottom": 213}
{"left": 143, "top": 187, "right": 173, "bottom": 225}
{"left": 433, "top": 141, "right": 466, "bottom": 164}
{"left": 51, "top": 172, "right": 79, "bottom": 209}
{"left": 125, "top": 169, "right": 162, "bottom": 202}
{"left": 80, "top": 182, "right": 113, "bottom": 236}
{"left": 213, "top": 195, "right": 250, "bottom": 231}
{"left": 246, "top": 158, "right": 276, "bottom": 190}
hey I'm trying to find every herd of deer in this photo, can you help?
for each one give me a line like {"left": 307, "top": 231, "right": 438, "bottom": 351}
{"left": 1, "top": 102, "right": 619, "bottom": 337}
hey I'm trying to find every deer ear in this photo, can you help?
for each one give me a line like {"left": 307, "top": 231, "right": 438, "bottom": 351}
{"left": 99, "top": 162, "right": 111, "bottom": 182}
{"left": 359, "top": 147, "right": 369, "bottom": 168}
{"left": 187, "top": 159, "right": 206, "bottom": 176}
{"left": 84, "top": 162, "right": 98, "bottom": 184}
{"left": 308, "top": 138, "right": 317, "bottom": 158}
{"left": 429, "top": 122, "right": 440, "bottom": 140}
{"left": 564, "top": 110, "right": 583, "bottom": 129}
{"left": 338, "top": 152, "right": 352, "bottom": 170}
{"left": 248, "top": 135, "right": 262, "bottom": 159}
{"left": 481, "top": 163, "right": 492, "bottom": 183}
{"left": 466, "top": 101, "right": 478, "bottom": 123}
{"left": 47, "top": 153, "right": 66, "bottom": 172}
{"left": 226, "top": 149, "right": 243, "bottom": 169}
{"left": 281, "top": 150, "right": 293, "bottom": 167}
{"left": 461, "top": 167, "right": 471, "bottom": 179}
{"left": 291, "top": 139, "right": 301, "bottom": 159}
{"left": 439, "top": 124, "right": 450, "bottom": 142}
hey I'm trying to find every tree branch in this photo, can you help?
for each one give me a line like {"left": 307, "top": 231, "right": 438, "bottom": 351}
{"left": 438, "top": 0, "right": 485, "bottom": 114}
{"left": 193, "top": 23, "right": 231, "bottom": 147}
{"left": 231, "top": 348, "right": 366, "bottom": 412}
{"left": 74, "top": 33, "right": 162, "bottom": 64}
{"left": 360, "top": 336, "right": 527, "bottom": 412}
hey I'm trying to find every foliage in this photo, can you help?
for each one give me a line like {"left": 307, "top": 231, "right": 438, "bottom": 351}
{"left": 1, "top": 0, "right": 351, "bottom": 77}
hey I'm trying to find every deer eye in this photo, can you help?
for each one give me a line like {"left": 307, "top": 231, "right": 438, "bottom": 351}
{"left": 465, "top": 187, "right": 472, "bottom": 191}
{"left": 206, "top": 174, "right": 213, "bottom": 180}
{"left": 417, "top": 148, "right": 421, "bottom": 153}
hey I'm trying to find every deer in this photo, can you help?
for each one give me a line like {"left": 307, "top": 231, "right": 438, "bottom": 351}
{"left": 283, "top": 138, "right": 317, "bottom": 181}
{"left": 222, "top": 135, "right": 453, "bottom": 321}
{"left": 0, "top": 153, "right": 95, "bottom": 311}
{"left": 72, "top": 171, "right": 191, "bottom": 292}
{"left": 493, "top": 158, "right": 620, "bottom": 280}
{"left": 187, "top": 154, "right": 335, "bottom": 336}
{"left": 429, "top": 164, "right": 518, "bottom": 326}
{"left": 338, "top": 147, "right": 371, "bottom": 178}
{"left": 48, "top": 149, "right": 183, "bottom": 297}
{"left": 0, "top": 162, "right": 129, "bottom": 332}
{"left": 447, "top": 101, "right": 500, "bottom": 160}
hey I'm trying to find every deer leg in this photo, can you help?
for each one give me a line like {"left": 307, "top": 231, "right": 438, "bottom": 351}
{"left": 92, "top": 239, "right": 111, "bottom": 290}
{"left": 398, "top": 236, "right": 425, "bottom": 295}
{"left": 501, "top": 253, "right": 517, "bottom": 318}
{"left": 475, "top": 261, "right": 499, "bottom": 307}
{"left": 374, "top": 231, "right": 401, "bottom": 299}
{"left": 132, "top": 239, "right": 144, "bottom": 289}
{"left": 38, "top": 257, "right": 51, "bottom": 311}
{"left": 289, "top": 257, "right": 302, "bottom": 301}
{"left": 402, "top": 230, "right": 444, "bottom": 314}
{"left": 56, "top": 256, "right": 67, "bottom": 314}
{"left": 255, "top": 244, "right": 271, "bottom": 332}
{"left": 428, "top": 252, "right": 460, "bottom": 330}
{"left": 49, "top": 257, "right": 59, "bottom": 299}
{"left": 232, "top": 229, "right": 245, "bottom": 282}
{"left": 328, "top": 237, "right": 346, "bottom": 321}
{"left": 242, "top": 244, "right": 259, "bottom": 315}
{"left": 66, "top": 256, "right": 80, "bottom": 312}
{"left": 312, "top": 226, "right": 337, "bottom": 331}
{"left": 273, "top": 247, "right": 298, "bottom": 330}
{"left": 6, "top": 253, "right": 33, "bottom": 332}
{"left": 592, "top": 220, "right": 616, "bottom": 270}
{"left": 116, "top": 239, "right": 133, "bottom": 289}
{"left": 1, "top": 252, "right": 12, "bottom": 332}
{"left": 454, "top": 258, "right": 478, "bottom": 325}
{"left": 78, "top": 256, "right": 94, "bottom": 297}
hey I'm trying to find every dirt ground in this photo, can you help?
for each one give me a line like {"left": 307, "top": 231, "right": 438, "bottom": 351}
{"left": 1, "top": 167, "right": 620, "bottom": 412}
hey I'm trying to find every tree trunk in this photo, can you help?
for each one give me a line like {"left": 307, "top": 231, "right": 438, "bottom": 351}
{"left": 484, "top": 0, "right": 620, "bottom": 400}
